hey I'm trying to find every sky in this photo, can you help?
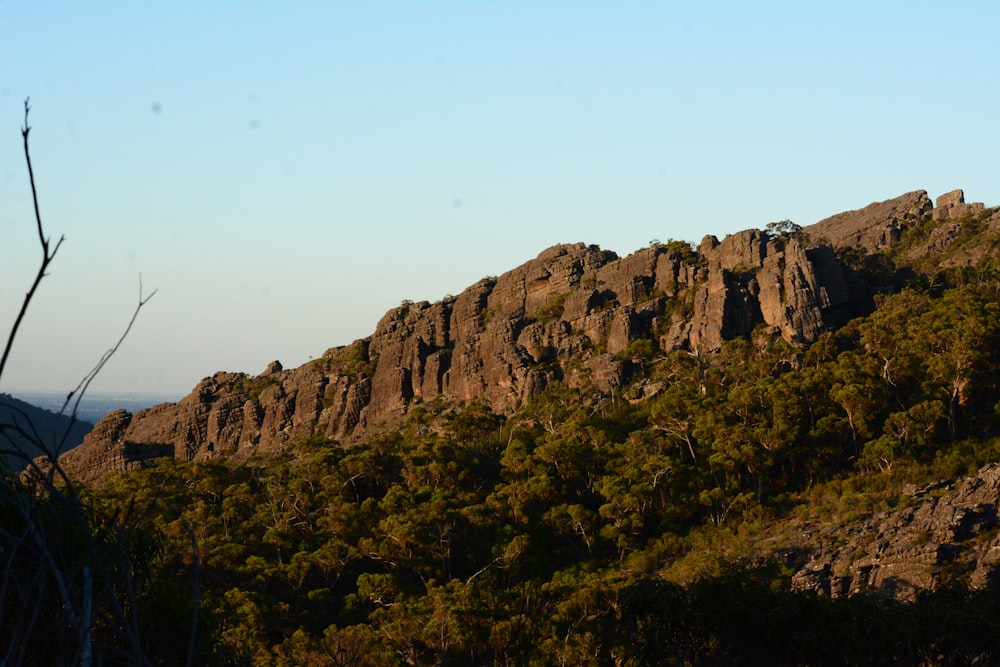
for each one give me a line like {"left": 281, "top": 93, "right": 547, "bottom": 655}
{"left": 0, "top": 1, "right": 997, "bottom": 395}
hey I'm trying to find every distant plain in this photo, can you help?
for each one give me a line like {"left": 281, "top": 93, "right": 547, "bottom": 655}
{"left": 14, "top": 391, "right": 182, "bottom": 425}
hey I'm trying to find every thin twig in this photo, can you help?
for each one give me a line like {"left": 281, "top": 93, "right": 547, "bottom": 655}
{"left": 0, "top": 99, "right": 164, "bottom": 665}
{"left": 60, "top": 275, "right": 157, "bottom": 421}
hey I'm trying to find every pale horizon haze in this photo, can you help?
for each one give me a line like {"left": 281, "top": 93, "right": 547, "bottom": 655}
{"left": 1, "top": 1, "right": 997, "bottom": 395}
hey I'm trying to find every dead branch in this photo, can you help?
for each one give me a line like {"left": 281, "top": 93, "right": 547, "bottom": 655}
{"left": 0, "top": 98, "right": 65, "bottom": 383}
{"left": 0, "top": 100, "right": 198, "bottom": 667}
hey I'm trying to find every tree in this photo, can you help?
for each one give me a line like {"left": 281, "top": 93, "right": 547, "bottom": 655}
{"left": 764, "top": 219, "right": 803, "bottom": 242}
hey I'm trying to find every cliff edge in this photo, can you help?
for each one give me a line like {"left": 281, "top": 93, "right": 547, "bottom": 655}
{"left": 61, "top": 191, "right": 948, "bottom": 485}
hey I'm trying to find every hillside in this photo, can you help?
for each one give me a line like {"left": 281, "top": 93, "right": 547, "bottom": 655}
{"left": 0, "top": 393, "right": 92, "bottom": 472}
{"left": 59, "top": 190, "right": 958, "bottom": 484}
{"left": 27, "top": 187, "right": 1000, "bottom": 663}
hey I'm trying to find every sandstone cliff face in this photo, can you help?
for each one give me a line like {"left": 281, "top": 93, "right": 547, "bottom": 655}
{"left": 57, "top": 410, "right": 173, "bottom": 487}
{"left": 804, "top": 190, "right": 932, "bottom": 254}
{"left": 674, "top": 231, "right": 856, "bottom": 353}
{"left": 931, "top": 189, "right": 986, "bottom": 221}
{"left": 791, "top": 464, "right": 1000, "bottom": 602}
{"left": 64, "top": 195, "right": 929, "bottom": 482}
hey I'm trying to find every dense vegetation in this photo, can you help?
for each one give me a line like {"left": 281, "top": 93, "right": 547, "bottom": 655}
{"left": 8, "top": 100, "right": 1000, "bottom": 663}
{"left": 6, "top": 258, "right": 999, "bottom": 663}
{"left": 8, "top": 204, "right": 1000, "bottom": 663}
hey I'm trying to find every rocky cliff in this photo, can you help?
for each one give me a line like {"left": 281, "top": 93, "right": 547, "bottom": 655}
{"left": 61, "top": 191, "right": 953, "bottom": 485}
{"left": 805, "top": 188, "right": 1000, "bottom": 269}
{"left": 791, "top": 464, "right": 1000, "bottom": 602}
{"left": 804, "top": 189, "right": 932, "bottom": 253}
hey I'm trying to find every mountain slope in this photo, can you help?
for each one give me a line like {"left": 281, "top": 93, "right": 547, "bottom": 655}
{"left": 61, "top": 189, "right": 1000, "bottom": 487}
{"left": 48, "top": 188, "right": 1000, "bottom": 662}
{"left": 59, "top": 192, "right": 915, "bottom": 484}
{"left": 0, "top": 393, "right": 93, "bottom": 472}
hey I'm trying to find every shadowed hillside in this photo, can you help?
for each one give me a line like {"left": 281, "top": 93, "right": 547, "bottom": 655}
{"left": 0, "top": 393, "right": 92, "bottom": 472}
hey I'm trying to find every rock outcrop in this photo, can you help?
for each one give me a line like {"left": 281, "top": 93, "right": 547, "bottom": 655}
{"left": 791, "top": 464, "right": 1000, "bottom": 602}
{"left": 804, "top": 190, "right": 932, "bottom": 254}
{"left": 905, "top": 190, "right": 1000, "bottom": 269}
{"left": 675, "top": 231, "right": 856, "bottom": 352}
{"left": 63, "top": 191, "right": 959, "bottom": 483}
{"left": 932, "top": 189, "right": 985, "bottom": 221}
{"left": 56, "top": 410, "right": 172, "bottom": 486}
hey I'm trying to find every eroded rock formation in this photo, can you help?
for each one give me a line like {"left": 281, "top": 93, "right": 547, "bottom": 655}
{"left": 803, "top": 190, "right": 932, "bottom": 254}
{"left": 62, "top": 191, "right": 954, "bottom": 483}
{"left": 932, "top": 189, "right": 986, "bottom": 221}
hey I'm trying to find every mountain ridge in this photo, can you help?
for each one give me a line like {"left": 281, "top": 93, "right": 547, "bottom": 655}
{"left": 59, "top": 188, "right": 994, "bottom": 488}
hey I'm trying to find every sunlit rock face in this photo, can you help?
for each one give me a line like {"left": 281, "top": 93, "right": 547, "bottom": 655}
{"left": 65, "top": 192, "right": 935, "bottom": 482}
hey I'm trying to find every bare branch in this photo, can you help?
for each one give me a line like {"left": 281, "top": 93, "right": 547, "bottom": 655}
{"left": 0, "top": 99, "right": 65, "bottom": 383}
{"left": 0, "top": 100, "right": 175, "bottom": 665}
{"left": 61, "top": 275, "right": 158, "bottom": 422}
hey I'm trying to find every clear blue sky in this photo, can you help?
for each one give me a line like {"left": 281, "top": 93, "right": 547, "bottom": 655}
{"left": 1, "top": 1, "right": 997, "bottom": 395}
